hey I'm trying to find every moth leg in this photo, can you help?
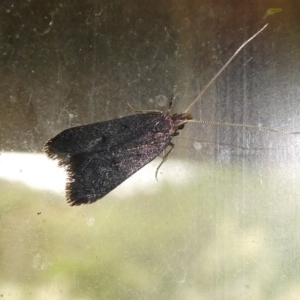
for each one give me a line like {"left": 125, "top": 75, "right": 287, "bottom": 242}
{"left": 166, "top": 86, "right": 176, "bottom": 116}
{"left": 155, "top": 142, "right": 175, "bottom": 180}
{"left": 126, "top": 102, "right": 162, "bottom": 114}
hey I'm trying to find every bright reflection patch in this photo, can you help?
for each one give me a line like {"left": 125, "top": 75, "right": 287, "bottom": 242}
{"left": 0, "top": 152, "right": 199, "bottom": 200}
{"left": 0, "top": 152, "right": 66, "bottom": 193}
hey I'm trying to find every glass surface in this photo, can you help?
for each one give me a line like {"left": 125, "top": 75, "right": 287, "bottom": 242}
{"left": 1, "top": 1, "right": 300, "bottom": 299}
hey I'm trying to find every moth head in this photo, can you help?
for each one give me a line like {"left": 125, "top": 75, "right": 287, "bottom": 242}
{"left": 171, "top": 113, "right": 192, "bottom": 128}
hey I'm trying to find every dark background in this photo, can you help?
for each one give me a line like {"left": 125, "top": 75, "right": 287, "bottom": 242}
{"left": 1, "top": 0, "right": 300, "bottom": 158}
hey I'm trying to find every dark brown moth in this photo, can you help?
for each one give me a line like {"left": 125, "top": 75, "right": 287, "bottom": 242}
{"left": 44, "top": 112, "right": 191, "bottom": 205}
{"left": 44, "top": 24, "right": 282, "bottom": 206}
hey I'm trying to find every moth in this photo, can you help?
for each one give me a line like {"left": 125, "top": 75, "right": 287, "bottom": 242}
{"left": 45, "top": 24, "right": 287, "bottom": 206}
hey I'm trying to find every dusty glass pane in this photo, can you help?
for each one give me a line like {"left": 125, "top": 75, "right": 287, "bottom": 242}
{"left": 1, "top": 1, "right": 300, "bottom": 299}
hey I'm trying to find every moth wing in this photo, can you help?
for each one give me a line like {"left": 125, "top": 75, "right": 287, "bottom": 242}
{"left": 66, "top": 145, "right": 165, "bottom": 205}
{"left": 45, "top": 113, "right": 176, "bottom": 205}
{"left": 44, "top": 114, "right": 163, "bottom": 162}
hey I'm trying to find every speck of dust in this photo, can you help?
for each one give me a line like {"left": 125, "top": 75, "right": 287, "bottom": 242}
{"left": 155, "top": 94, "right": 168, "bottom": 107}
{"left": 86, "top": 216, "right": 95, "bottom": 226}
{"left": 193, "top": 141, "right": 202, "bottom": 151}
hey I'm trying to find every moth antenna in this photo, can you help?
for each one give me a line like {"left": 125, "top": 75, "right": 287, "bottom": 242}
{"left": 187, "top": 120, "right": 300, "bottom": 135}
{"left": 184, "top": 23, "right": 268, "bottom": 114}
